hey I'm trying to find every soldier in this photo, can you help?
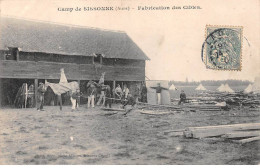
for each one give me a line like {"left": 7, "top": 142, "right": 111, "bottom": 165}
{"left": 178, "top": 90, "right": 187, "bottom": 105}
{"left": 36, "top": 82, "right": 46, "bottom": 111}
{"left": 133, "top": 83, "right": 140, "bottom": 103}
{"left": 70, "top": 89, "right": 80, "bottom": 112}
{"left": 87, "top": 82, "right": 96, "bottom": 108}
{"left": 114, "top": 84, "right": 123, "bottom": 103}
{"left": 140, "top": 83, "right": 147, "bottom": 103}
{"left": 104, "top": 85, "right": 112, "bottom": 108}
{"left": 150, "top": 83, "right": 168, "bottom": 105}
{"left": 122, "top": 84, "right": 129, "bottom": 100}
{"left": 28, "top": 84, "right": 35, "bottom": 108}
{"left": 97, "top": 83, "right": 106, "bottom": 106}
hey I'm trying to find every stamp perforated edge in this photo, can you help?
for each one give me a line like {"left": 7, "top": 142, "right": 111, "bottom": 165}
{"left": 203, "top": 25, "right": 243, "bottom": 71}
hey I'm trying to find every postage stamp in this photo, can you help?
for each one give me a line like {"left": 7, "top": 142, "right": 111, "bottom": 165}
{"left": 202, "top": 25, "right": 243, "bottom": 71}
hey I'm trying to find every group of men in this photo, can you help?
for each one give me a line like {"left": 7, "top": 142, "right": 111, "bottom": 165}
{"left": 35, "top": 81, "right": 186, "bottom": 112}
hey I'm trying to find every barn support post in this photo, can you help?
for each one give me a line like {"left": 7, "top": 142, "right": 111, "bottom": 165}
{"left": 34, "top": 79, "right": 38, "bottom": 108}
{"left": 78, "top": 80, "right": 81, "bottom": 106}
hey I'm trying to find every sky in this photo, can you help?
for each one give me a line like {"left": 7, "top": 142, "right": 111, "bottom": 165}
{"left": 0, "top": 0, "right": 259, "bottom": 81}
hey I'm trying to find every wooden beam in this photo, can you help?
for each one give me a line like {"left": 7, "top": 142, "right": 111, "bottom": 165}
{"left": 137, "top": 102, "right": 181, "bottom": 109}
{"left": 184, "top": 123, "right": 260, "bottom": 138}
{"left": 234, "top": 136, "right": 260, "bottom": 144}
{"left": 222, "top": 131, "right": 260, "bottom": 139}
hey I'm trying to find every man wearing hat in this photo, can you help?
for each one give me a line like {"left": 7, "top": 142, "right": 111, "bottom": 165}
{"left": 36, "top": 82, "right": 46, "bottom": 111}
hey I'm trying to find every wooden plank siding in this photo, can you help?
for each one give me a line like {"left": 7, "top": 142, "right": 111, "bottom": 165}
{"left": 0, "top": 60, "right": 145, "bottom": 81}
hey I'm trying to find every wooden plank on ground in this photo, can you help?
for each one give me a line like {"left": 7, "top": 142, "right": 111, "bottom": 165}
{"left": 100, "top": 107, "right": 125, "bottom": 112}
{"left": 222, "top": 131, "right": 260, "bottom": 139}
{"left": 234, "top": 136, "right": 260, "bottom": 144}
{"left": 139, "top": 110, "right": 172, "bottom": 115}
{"left": 184, "top": 123, "right": 260, "bottom": 138}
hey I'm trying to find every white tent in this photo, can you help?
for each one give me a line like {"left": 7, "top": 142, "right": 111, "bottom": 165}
{"left": 252, "top": 77, "right": 260, "bottom": 93}
{"left": 217, "top": 84, "right": 225, "bottom": 92}
{"left": 195, "top": 84, "right": 207, "bottom": 91}
{"left": 244, "top": 84, "right": 253, "bottom": 93}
{"left": 169, "top": 84, "right": 177, "bottom": 90}
{"left": 218, "top": 84, "right": 234, "bottom": 93}
{"left": 224, "top": 84, "right": 234, "bottom": 93}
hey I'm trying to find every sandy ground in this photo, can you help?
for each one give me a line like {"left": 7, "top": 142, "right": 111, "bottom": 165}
{"left": 0, "top": 104, "right": 260, "bottom": 165}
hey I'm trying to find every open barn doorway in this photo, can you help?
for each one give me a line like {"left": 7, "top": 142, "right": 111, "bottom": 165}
{"left": 0, "top": 78, "right": 34, "bottom": 107}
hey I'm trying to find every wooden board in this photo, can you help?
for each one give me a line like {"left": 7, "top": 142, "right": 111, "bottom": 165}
{"left": 100, "top": 107, "right": 125, "bottom": 112}
{"left": 184, "top": 123, "right": 260, "bottom": 138}
{"left": 139, "top": 110, "right": 172, "bottom": 115}
{"left": 222, "top": 131, "right": 260, "bottom": 139}
{"left": 234, "top": 136, "right": 260, "bottom": 144}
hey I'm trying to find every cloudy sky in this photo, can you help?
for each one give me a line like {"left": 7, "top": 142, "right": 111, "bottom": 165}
{"left": 1, "top": 0, "right": 259, "bottom": 81}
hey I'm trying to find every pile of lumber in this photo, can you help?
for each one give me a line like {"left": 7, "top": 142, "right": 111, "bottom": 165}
{"left": 186, "top": 105, "right": 222, "bottom": 112}
{"left": 189, "top": 92, "right": 260, "bottom": 108}
{"left": 183, "top": 123, "right": 260, "bottom": 144}
{"left": 137, "top": 102, "right": 183, "bottom": 112}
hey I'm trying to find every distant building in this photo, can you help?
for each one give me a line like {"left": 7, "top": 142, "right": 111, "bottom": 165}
{"left": 0, "top": 17, "right": 149, "bottom": 106}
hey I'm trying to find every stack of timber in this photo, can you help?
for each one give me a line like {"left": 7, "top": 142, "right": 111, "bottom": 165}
{"left": 138, "top": 109, "right": 173, "bottom": 115}
{"left": 137, "top": 102, "right": 183, "bottom": 112}
{"left": 185, "top": 105, "right": 222, "bottom": 112}
{"left": 184, "top": 123, "right": 260, "bottom": 144}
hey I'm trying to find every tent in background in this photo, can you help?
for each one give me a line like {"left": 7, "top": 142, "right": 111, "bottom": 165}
{"left": 169, "top": 84, "right": 177, "bottom": 90}
{"left": 217, "top": 84, "right": 234, "bottom": 93}
{"left": 244, "top": 84, "right": 253, "bottom": 93}
{"left": 195, "top": 84, "right": 207, "bottom": 91}
{"left": 252, "top": 77, "right": 260, "bottom": 93}
{"left": 222, "top": 84, "right": 234, "bottom": 93}
{"left": 217, "top": 84, "right": 225, "bottom": 92}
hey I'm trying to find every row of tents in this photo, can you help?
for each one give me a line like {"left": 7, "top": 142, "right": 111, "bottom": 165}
{"left": 169, "top": 77, "right": 260, "bottom": 93}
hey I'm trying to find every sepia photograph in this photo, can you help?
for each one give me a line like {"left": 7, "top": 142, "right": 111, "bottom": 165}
{"left": 0, "top": 0, "right": 259, "bottom": 165}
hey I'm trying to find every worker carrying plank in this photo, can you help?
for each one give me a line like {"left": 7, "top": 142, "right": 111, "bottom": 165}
{"left": 150, "top": 83, "right": 168, "bottom": 105}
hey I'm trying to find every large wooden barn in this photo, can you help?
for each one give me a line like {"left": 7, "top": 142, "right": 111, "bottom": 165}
{"left": 0, "top": 17, "right": 149, "bottom": 107}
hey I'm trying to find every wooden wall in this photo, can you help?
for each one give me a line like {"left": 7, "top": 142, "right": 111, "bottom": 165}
{"left": 0, "top": 60, "right": 145, "bottom": 81}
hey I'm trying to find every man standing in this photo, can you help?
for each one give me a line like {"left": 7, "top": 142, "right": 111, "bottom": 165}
{"left": 140, "top": 83, "right": 147, "bottom": 103}
{"left": 28, "top": 84, "right": 35, "bottom": 108}
{"left": 70, "top": 89, "right": 80, "bottom": 111}
{"left": 87, "top": 82, "right": 96, "bottom": 108}
{"left": 178, "top": 90, "right": 187, "bottom": 105}
{"left": 36, "top": 82, "right": 46, "bottom": 111}
{"left": 150, "top": 83, "right": 168, "bottom": 105}
{"left": 133, "top": 84, "right": 140, "bottom": 103}
{"left": 114, "top": 84, "right": 123, "bottom": 103}
{"left": 104, "top": 85, "right": 112, "bottom": 108}
{"left": 97, "top": 83, "right": 106, "bottom": 106}
{"left": 122, "top": 84, "right": 129, "bottom": 100}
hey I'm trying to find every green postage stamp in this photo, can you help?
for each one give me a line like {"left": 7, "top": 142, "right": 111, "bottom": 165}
{"left": 202, "top": 25, "right": 243, "bottom": 71}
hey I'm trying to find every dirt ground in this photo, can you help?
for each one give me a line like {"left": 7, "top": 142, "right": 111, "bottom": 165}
{"left": 0, "top": 104, "right": 259, "bottom": 165}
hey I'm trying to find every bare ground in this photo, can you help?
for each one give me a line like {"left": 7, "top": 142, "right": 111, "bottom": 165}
{"left": 0, "top": 105, "right": 259, "bottom": 165}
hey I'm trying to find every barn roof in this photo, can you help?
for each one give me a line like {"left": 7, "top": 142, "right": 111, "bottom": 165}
{"left": 0, "top": 17, "right": 149, "bottom": 60}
